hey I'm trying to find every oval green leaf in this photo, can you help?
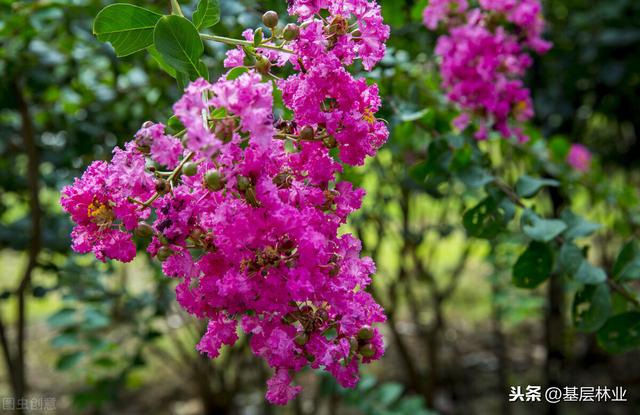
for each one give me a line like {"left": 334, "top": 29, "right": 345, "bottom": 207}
{"left": 193, "top": 0, "right": 221, "bottom": 29}
{"left": 515, "top": 175, "right": 559, "bottom": 198}
{"left": 573, "top": 284, "right": 612, "bottom": 332}
{"left": 521, "top": 209, "right": 567, "bottom": 242}
{"left": 153, "top": 15, "right": 205, "bottom": 78}
{"left": 597, "top": 312, "right": 640, "bottom": 353}
{"left": 93, "top": 4, "right": 162, "bottom": 57}
{"left": 512, "top": 241, "right": 553, "bottom": 289}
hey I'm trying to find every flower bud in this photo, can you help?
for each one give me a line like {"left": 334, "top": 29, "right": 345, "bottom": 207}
{"left": 255, "top": 55, "right": 272, "bottom": 75}
{"left": 358, "top": 343, "right": 375, "bottom": 358}
{"left": 262, "top": 11, "right": 279, "bottom": 28}
{"left": 245, "top": 187, "right": 260, "bottom": 207}
{"left": 329, "top": 264, "right": 340, "bottom": 277}
{"left": 357, "top": 326, "right": 374, "bottom": 341}
{"left": 294, "top": 333, "right": 309, "bottom": 346}
{"left": 182, "top": 162, "right": 198, "bottom": 177}
{"left": 283, "top": 23, "right": 300, "bottom": 41}
{"left": 349, "top": 337, "right": 359, "bottom": 352}
{"left": 299, "top": 125, "right": 315, "bottom": 141}
{"left": 323, "top": 136, "right": 337, "bottom": 149}
{"left": 155, "top": 179, "right": 170, "bottom": 194}
{"left": 236, "top": 175, "right": 251, "bottom": 192}
{"left": 157, "top": 246, "right": 173, "bottom": 262}
{"left": 214, "top": 118, "right": 235, "bottom": 143}
{"left": 134, "top": 222, "right": 154, "bottom": 238}
{"left": 204, "top": 170, "right": 224, "bottom": 191}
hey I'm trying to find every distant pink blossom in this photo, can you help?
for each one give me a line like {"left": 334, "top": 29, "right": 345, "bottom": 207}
{"left": 566, "top": 144, "right": 592, "bottom": 172}
{"left": 423, "top": 0, "right": 552, "bottom": 141}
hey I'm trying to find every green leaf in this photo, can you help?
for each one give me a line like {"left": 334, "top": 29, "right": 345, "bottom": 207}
{"left": 82, "top": 308, "right": 111, "bottom": 330}
{"left": 47, "top": 308, "right": 77, "bottom": 328}
{"left": 51, "top": 333, "right": 80, "bottom": 349}
{"left": 515, "top": 175, "right": 559, "bottom": 198}
{"left": 227, "top": 66, "right": 249, "bottom": 81}
{"left": 56, "top": 351, "right": 83, "bottom": 371}
{"left": 93, "top": 4, "right": 162, "bottom": 57}
{"left": 147, "top": 45, "right": 176, "bottom": 77}
{"left": 597, "top": 312, "right": 640, "bottom": 353}
{"left": 576, "top": 260, "right": 607, "bottom": 284}
{"left": 377, "top": 382, "right": 404, "bottom": 405}
{"left": 512, "top": 241, "right": 553, "bottom": 288}
{"left": 521, "top": 209, "right": 567, "bottom": 242}
{"left": 548, "top": 136, "right": 571, "bottom": 161}
{"left": 153, "top": 15, "right": 205, "bottom": 78}
{"left": 167, "top": 115, "right": 185, "bottom": 134}
{"left": 613, "top": 241, "right": 640, "bottom": 281}
{"left": 559, "top": 242, "right": 584, "bottom": 274}
{"left": 463, "top": 196, "right": 513, "bottom": 239}
{"left": 457, "top": 166, "right": 494, "bottom": 189}
{"left": 176, "top": 71, "right": 190, "bottom": 90}
{"left": 573, "top": 284, "right": 612, "bottom": 332}
{"left": 193, "top": 0, "right": 220, "bottom": 30}
{"left": 561, "top": 210, "right": 601, "bottom": 240}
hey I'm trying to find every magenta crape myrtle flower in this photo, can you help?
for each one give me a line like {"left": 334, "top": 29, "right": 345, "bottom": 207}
{"left": 61, "top": 0, "right": 390, "bottom": 405}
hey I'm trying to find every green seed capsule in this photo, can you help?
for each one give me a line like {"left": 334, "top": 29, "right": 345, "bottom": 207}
{"left": 134, "top": 223, "right": 154, "bottom": 238}
{"left": 357, "top": 326, "right": 374, "bottom": 341}
{"left": 323, "top": 136, "right": 337, "bottom": 149}
{"left": 204, "top": 170, "right": 224, "bottom": 191}
{"left": 299, "top": 125, "right": 315, "bottom": 141}
{"left": 237, "top": 175, "right": 251, "bottom": 192}
{"left": 359, "top": 343, "right": 376, "bottom": 358}
{"left": 155, "top": 179, "right": 170, "bottom": 194}
{"left": 283, "top": 23, "right": 300, "bottom": 41}
{"left": 182, "top": 162, "right": 198, "bottom": 177}
{"left": 294, "top": 333, "right": 309, "bottom": 347}
{"left": 157, "top": 246, "right": 173, "bottom": 262}
{"left": 262, "top": 11, "right": 279, "bottom": 28}
{"left": 255, "top": 55, "right": 272, "bottom": 75}
{"left": 245, "top": 187, "right": 260, "bottom": 207}
{"left": 349, "top": 337, "right": 359, "bottom": 352}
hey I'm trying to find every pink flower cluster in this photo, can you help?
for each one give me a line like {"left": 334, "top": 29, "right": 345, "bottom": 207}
{"left": 224, "top": 0, "right": 389, "bottom": 166}
{"left": 566, "top": 143, "right": 592, "bottom": 172}
{"left": 423, "top": 0, "right": 552, "bottom": 141}
{"left": 61, "top": 0, "right": 389, "bottom": 405}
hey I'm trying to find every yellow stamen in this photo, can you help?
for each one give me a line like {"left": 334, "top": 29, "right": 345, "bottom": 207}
{"left": 87, "top": 198, "right": 115, "bottom": 229}
{"left": 362, "top": 108, "right": 376, "bottom": 124}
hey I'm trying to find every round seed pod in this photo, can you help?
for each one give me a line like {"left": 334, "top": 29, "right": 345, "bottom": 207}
{"left": 283, "top": 23, "right": 300, "bottom": 41}
{"left": 182, "top": 162, "right": 198, "bottom": 177}
{"left": 262, "top": 11, "right": 279, "bottom": 28}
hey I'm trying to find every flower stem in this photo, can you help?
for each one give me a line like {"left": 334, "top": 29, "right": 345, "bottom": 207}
{"left": 139, "top": 151, "right": 195, "bottom": 209}
{"left": 200, "top": 34, "right": 294, "bottom": 54}
{"left": 170, "top": 0, "right": 184, "bottom": 17}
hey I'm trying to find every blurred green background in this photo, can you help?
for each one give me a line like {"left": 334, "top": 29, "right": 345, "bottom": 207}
{"left": 1, "top": 0, "right": 640, "bottom": 414}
